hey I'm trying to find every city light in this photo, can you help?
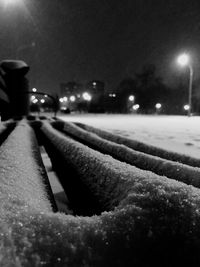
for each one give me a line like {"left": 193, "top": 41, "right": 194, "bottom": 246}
{"left": 70, "top": 95, "right": 76, "bottom": 102}
{"left": 32, "top": 99, "right": 38, "bottom": 104}
{"left": 30, "top": 95, "right": 35, "bottom": 101}
{"left": 59, "top": 98, "right": 64, "bottom": 103}
{"left": 40, "top": 99, "right": 45, "bottom": 103}
{"left": 93, "top": 82, "right": 97, "bottom": 86}
{"left": 109, "top": 93, "right": 116, "bottom": 97}
{"left": 128, "top": 95, "right": 135, "bottom": 101}
{"left": 63, "top": 96, "right": 68, "bottom": 102}
{"left": 82, "top": 92, "right": 92, "bottom": 101}
{"left": 32, "top": 88, "right": 37, "bottom": 92}
{"left": 183, "top": 104, "right": 190, "bottom": 111}
{"left": 155, "top": 103, "right": 162, "bottom": 109}
{"left": 133, "top": 104, "right": 140, "bottom": 110}
{"left": 177, "top": 53, "right": 190, "bottom": 67}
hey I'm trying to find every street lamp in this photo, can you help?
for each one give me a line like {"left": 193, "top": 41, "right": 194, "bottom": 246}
{"left": 70, "top": 95, "right": 76, "bottom": 102}
{"left": 183, "top": 104, "right": 190, "bottom": 111}
{"left": 155, "top": 103, "right": 162, "bottom": 114}
{"left": 177, "top": 53, "right": 193, "bottom": 116}
{"left": 128, "top": 95, "right": 135, "bottom": 102}
{"left": 82, "top": 92, "right": 92, "bottom": 101}
{"left": 133, "top": 104, "right": 140, "bottom": 111}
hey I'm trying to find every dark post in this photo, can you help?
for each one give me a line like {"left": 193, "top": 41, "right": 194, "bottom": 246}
{"left": 0, "top": 60, "right": 30, "bottom": 119}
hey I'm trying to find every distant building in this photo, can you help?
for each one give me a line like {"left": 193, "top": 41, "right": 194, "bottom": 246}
{"left": 60, "top": 81, "right": 83, "bottom": 96}
{"left": 60, "top": 80, "right": 105, "bottom": 113}
{"left": 86, "top": 80, "right": 105, "bottom": 112}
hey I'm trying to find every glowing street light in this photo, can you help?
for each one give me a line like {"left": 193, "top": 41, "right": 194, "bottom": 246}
{"left": 183, "top": 104, "right": 190, "bottom": 111}
{"left": 109, "top": 93, "right": 116, "bottom": 97}
{"left": 30, "top": 95, "right": 35, "bottom": 101}
{"left": 177, "top": 53, "right": 189, "bottom": 67}
{"left": 32, "top": 88, "right": 37, "bottom": 92}
{"left": 40, "top": 99, "right": 45, "bottom": 104}
{"left": 82, "top": 92, "right": 92, "bottom": 101}
{"left": 155, "top": 103, "right": 162, "bottom": 114}
{"left": 155, "top": 103, "right": 162, "bottom": 109}
{"left": 177, "top": 53, "right": 193, "bottom": 116}
{"left": 128, "top": 95, "right": 135, "bottom": 102}
{"left": 59, "top": 98, "right": 64, "bottom": 103}
{"left": 133, "top": 104, "right": 140, "bottom": 111}
{"left": 32, "top": 99, "right": 38, "bottom": 104}
{"left": 70, "top": 95, "right": 76, "bottom": 102}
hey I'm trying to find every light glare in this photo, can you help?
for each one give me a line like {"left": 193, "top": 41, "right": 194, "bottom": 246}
{"left": 183, "top": 104, "right": 190, "bottom": 111}
{"left": 70, "top": 95, "right": 76, "bottom": 102}
{"left": 155, "top": 103, "right": 162, "bottom": 109}
{"left": 82, "top": 92, "right": 92, "bottom": 101}
{"left": 133, "top": 104, "right": 140, "bottom": 110}
{"left": 33, "top": 99, "right": 38, "bottom": 104}
{"left": 129, "top": 95, "right": 134, "bottom": 101}
{"left": 177, "top": 53, "right": 190, "bottom": 67}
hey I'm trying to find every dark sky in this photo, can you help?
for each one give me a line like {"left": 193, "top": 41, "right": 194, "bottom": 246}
{"left": 1, "top": 0, "right": 200, "bottom": 94}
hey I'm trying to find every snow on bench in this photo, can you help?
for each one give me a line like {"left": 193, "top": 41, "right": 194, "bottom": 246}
{"left": 2, "top": 120, "right": 200, "bottom": 266}
{"left": 75, "top": 122, "right": 200, "bottom": 168}
{"left": 51, "top": 120, "right": 200, "bottom": 189}
{"left": 36, "top": 121, "right": 200, "bottom": 266}
{"left": 0, "top": 121, "right": 57, "bottom": 213}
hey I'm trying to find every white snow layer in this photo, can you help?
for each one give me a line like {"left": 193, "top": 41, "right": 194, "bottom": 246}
{"left": 59, "top": 114, "right": 200, "bottom": 159}
{"left": 52, "top": 120, "right": 200, "bottom": 188}
{"left": 1, "top": 119, "right": 200, "bottom": 266}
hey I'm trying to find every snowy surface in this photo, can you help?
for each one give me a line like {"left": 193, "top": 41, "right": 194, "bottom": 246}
{"left": 1, "top": 120, "right": 200, "bottom": 266}
{"left": 59, "top": 114, "right": 200, "bottom": 159}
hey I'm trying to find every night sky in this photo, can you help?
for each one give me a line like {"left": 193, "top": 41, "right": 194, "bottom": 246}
{"left": 1, "top": 0, "right": 200, "bottom": 94}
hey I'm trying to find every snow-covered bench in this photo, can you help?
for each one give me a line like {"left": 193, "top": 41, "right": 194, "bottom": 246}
{"left": 1, "top": 120, "right": 200, "bottom": 266}
{"left": 51, "top": 120, "right": 200, "bottom": 189}
{"left": 76, "top": 121, "right": 200, "bottom": 167}
{"left": 37, "top": 121, "right": 200, "bottom": 266}
{"left": 0, "top": 121, "right": 57, "bottom": 213}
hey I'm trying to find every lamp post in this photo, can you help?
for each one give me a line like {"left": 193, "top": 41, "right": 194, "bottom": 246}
{"left": 177, "top": 53, "right": 193, "bottom": 117}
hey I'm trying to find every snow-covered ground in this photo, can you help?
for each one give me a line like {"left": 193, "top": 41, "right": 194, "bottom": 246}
{"left": 59, "top": 114, "right": 200, "bottom": 159}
